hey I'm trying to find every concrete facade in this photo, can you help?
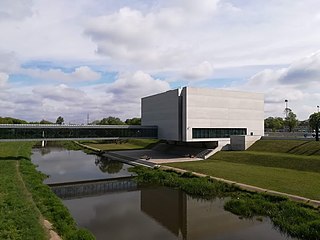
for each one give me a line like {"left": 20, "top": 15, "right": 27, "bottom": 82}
{"left": 230, "top": 135, "right": 262, "bottom": 150}
{"left": 141, "top": 89, "right": 181, "bottom": 141}
{"left": 141, "top": 87, "right": 264, "bottom": 143}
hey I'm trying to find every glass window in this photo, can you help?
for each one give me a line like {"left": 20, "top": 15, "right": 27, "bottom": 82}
{"left": 192, "top": 128, "right": 247, "bottom": 139}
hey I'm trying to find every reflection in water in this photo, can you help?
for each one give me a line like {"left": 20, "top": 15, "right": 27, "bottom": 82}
{"left": 34, "top": 147, "right": 295, "bottom": 240}
{"left": 39, "top": 147, "right": 51, "bottom": 156}
{"left": 52, "top": 178, "right": 138, "bottom": 200}
{"left": 31, "top": 147, "right": 133, "bottom": 184}
{"left": 95, "top": 156, "right": 123, "bottom": 174}
{"left": 141, "top": 187, "right": 187, "bottom": 238}
{"left": 63, "top": 187, "right": 295, "bottom": 240}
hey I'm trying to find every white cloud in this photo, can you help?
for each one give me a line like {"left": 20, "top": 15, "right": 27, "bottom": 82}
{"left": 33, "top": 84, "right": 87, "bottom": 102}
{"left": 279, "top": 51, "right": 320, "bottom": 85}
{"left": 0, "top": 70, "right": 170, "bottom": 122}
{"left": 107, "top": 70, "right": 170, "bottom": 100}
{"left": 22, "top": 66, "right": 101, "bottom": 82}
{"left": 182, "top": 61, "right": 214, "bottom": 81}
{"left": 84, "top": 2, "right": 222, "bottom": 70}
{"left": 0, "top": 0, "right": 33, "bottom": 21}
{"left": 0, "top": 72, "right": 9, "bottom": 87}
{"left": 0, "top": 51, "right": 19, "bottom": 73}
{"left": 238, "top": 51, "right": 320, "bottom": 119}
{"left": 247, "top": 51, "right": 320, "bottom": 89}
{"left": 2, "top": 1, "right": 320, "bottom": 122}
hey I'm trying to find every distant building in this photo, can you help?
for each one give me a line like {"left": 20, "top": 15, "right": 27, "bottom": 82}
{"left": 141, "top": 87, "right": 264, "bottom": 150}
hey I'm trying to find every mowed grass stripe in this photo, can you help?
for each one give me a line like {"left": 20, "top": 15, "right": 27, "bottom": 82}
{"left": 211, "top": 151, "right": 320, "bottom": 173}
{"left": 167, "top": 160, "right": 320, "bottom": 200}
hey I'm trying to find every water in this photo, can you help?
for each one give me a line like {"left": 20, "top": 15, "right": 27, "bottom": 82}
{"left": 63, "top": 187, "right": 294, "bottom": 240}
{"left": 32, "top": 147, "right": 296, "bottom": 240}
{"left": 31, "top": 146, "right": 134, "bottom": 184}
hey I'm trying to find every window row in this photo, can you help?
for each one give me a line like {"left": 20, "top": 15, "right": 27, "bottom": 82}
{"left": 192, "top": 128, "right": 247, "bottom": 138}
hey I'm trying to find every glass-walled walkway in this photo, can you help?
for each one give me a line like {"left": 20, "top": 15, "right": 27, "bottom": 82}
{"left": 0, "top": 124, "right": 157, "bottom": 141}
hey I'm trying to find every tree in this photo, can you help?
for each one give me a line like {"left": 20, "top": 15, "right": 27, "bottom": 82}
{"left": 98, "top": 116, "right": 124, "bottom": 125}
{"left": 39, "top": 119, "right": 53, "bottom": 124}
{"left": 0, "top": 117, "right": 28, "bottom": 124}
{"left": 125, "top": 117, "right": 141, "bottom": 125}
{"left": 56, "top": 116, "right": 64, "bottom": 125}
{"left": 309, "top": 112, "right": 320, "bottom": 141}
{"left": 264, "top": 117, "right": 284, "bottom": 132}
{"left": 284, "top": 109, "right": 298, "bottom": 132}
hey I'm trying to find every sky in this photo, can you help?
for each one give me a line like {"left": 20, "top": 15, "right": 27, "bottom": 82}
{"left": 1, "top": 0, "right": 320, "bottom": 123}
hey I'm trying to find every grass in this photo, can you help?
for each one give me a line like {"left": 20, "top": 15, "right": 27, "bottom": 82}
{"left": 167, "top": 159, "right": 320, "bottom": 200}
{"left": 132, "top": 166, "right": 238, "bottom": 198}
{"left": 0, "top": 142, "right": 95, "bottom": 240}
{"left": 166, "top": 139, "right": 320, "bottom": 200}
{"left": 80, "top": 138, "right": 159, "bottom": 151}
{"left": 0, "top": 142, "right": 47, "bottom": 240}
{"left": 248, "top": 139, "right": 320, "bottom": 156}
{"left": 211, "top": 151, "right": 320, "bottom": 173}
{"left": 132, "top": 166, "right": 320, "bottom": 240}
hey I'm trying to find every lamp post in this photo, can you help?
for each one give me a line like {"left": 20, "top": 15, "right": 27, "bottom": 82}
{"left": 285, "top": 99, "right": 288, "bottom": 118}
{"left": 317, "top": 105, "right": 319, "bottom": 113}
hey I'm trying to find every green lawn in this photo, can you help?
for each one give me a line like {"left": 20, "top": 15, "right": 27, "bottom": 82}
{"left": 167, "top": 140, "right": 320, "bottom": 200}
{"left": 211, "top": 151, "right": 320, "bottom": 173}
{"left": 248, "top": 139, "right": 320, "bottom": 156}
{"left": 0, "top": 142, "right": 47, "bottom": 240}
{"left": 82, "top": 138, "right": 159, "bottom": 151}
{"left": 0, "top": 142, "right": 95, "bottom": 240}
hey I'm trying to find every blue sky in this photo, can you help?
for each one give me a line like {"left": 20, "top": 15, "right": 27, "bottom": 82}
{"left": 1, "top": 0, "right": 320, "bottom": 123}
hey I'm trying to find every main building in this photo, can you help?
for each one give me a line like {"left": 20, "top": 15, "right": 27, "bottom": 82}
{"left": 141, "top": 87, "right": 264, "bottom": 150}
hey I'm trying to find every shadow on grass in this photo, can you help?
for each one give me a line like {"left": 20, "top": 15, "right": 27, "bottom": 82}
{"left": 0, "top": 156, "right": 30, "bottom": 161}
{"left": 287, "top": 141, "right": 309, "bottom": 154}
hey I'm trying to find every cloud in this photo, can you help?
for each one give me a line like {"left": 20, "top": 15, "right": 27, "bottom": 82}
{"left": 106, "top": 71, "right": 170, "bottom": 101}
{"left": 0, "top": 72, "right": 9, "bottom": 87}
{"left": 0, "top": 70, "right": 170, "bottom": 123}
{"left": 0, "top": 51, "right": 19, "bottom": 73}
{"left": 247, "top": 51, "right": 320, "bottom": 89}
{"left": 182, "top": 61, "right": 214, "bottom": 81}
{"left": 33, "top": 84, "right": 87, "bottom": 102}
{"left": 2, "top": 1, "right": 320, "bottom": 122}
{"left": 22, "top": 66, "right": 101, "bottom": 82}
{"left": 238, "top": 51, "right": 320, "bottom": 119}
{"left": 0, "top": 0, "right": 33, "bottom": 21}
{"left": 84, "top": 2, "right": 222, "bottom": 70}
{"left": 279, "top": 51, "right": 320, "bottom": 85}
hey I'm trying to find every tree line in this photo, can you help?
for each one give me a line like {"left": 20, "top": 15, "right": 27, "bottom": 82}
{"left": 0, "top": 116, "right": 141, "bottom": 126}
{"left": 265, "top": 109, "right": 320, "bottom": 141}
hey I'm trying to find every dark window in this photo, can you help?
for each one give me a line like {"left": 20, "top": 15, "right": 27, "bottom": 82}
{"left": 192, "top": 128, "right": 247, "bottom": 139}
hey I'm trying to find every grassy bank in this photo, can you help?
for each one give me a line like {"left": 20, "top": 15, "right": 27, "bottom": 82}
{"left": 248, "top": 139, "right": 320, "bottom": 155}
{"left": 167, "top": 140, "right": 320, "bottom": 200}
{"left": 0, "top": 142, "right": 95, "bottom": 240}
{"left": 80, "top": 138, "right": 159, "bottom": 151}
{"left": 0, "top": 142, "right": 46, "bottom": 240}
{"left": 132, "top": 166, "right": 320, "bottom": 240}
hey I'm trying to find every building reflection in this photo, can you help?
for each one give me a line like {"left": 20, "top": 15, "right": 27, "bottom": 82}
{"left": 141, "top": 187, "right": 187, "bottom": 239}
{"left": 140, "top": 187, "right": 266, "bottom": 240}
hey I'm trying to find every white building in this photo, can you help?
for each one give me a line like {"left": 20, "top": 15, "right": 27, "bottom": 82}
{"left": 141, "top": 87, "right": 264, "bottom": 150}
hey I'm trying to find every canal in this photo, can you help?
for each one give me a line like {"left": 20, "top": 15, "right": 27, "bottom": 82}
{"left": 31, "top": 146, "right": 297, "bottom": 240}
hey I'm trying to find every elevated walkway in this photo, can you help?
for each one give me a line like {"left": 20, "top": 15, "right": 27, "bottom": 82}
{"left": 0, "top": 124, "right": 157, "bottom": 141}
